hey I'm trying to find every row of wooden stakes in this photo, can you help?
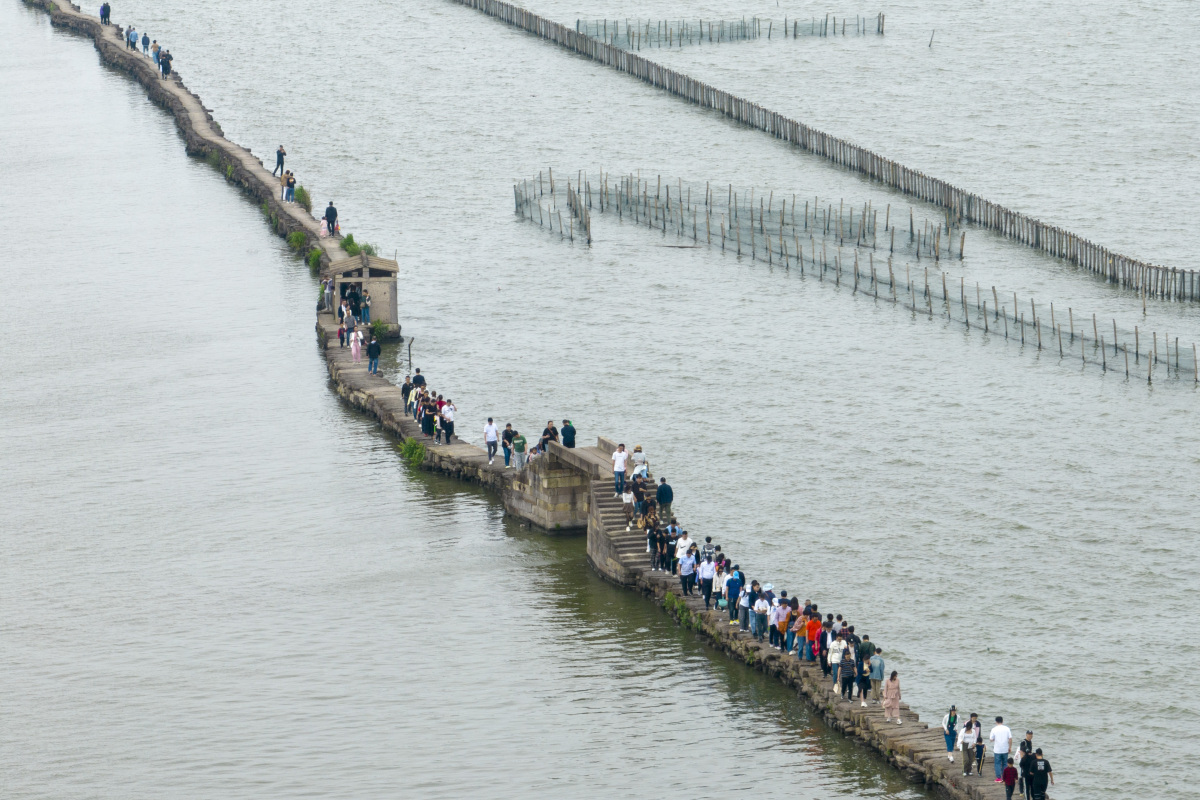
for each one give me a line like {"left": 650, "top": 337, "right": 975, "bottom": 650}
{"left": 456, "top": 0, "right": 1194, "bottom": 303}
{"left": 514, "top": 168, "right": 1198, "bottom": 383}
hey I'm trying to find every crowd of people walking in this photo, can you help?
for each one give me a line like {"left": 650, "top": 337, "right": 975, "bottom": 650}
{"left": 329, "top": 281, "right": 380, "bottom": 374}
{"left": 106, "top": 7, "right": 174, "bottom": 78}
{"left": 638, "top": 509, "right": 1056, "bottom": 799}
{"left": 394, "top": 370, "right": 459, "bottom": 445}
{"left": 394, "top": 376, "right": 578, "bottom": 466}
{"left": 323, "top": 311, "right": 1059, "bottom": 798}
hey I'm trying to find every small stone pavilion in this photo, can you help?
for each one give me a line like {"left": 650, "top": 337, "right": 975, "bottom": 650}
{"left": 326, "top": 252, "right": 400, "bottom": 336}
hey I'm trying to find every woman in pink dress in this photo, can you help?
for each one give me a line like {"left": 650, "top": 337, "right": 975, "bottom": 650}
{"left": 350, "top": 327, "right": 362, "bottom": 363}
{"left": 882, "top": 670, "right": 902, "bottom": 724}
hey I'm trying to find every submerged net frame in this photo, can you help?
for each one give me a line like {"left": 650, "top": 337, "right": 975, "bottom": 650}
{"left": 575, "top": 14, "right": 884, "bottom": 50}
{"left": 514, "top": 169, "right": 1200, "bottom": 381}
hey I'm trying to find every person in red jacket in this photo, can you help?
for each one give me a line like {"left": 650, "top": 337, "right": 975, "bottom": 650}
{"left": 805, "top": 613, "right": 822, "bottom": 660}
{"left": 1002, "top": 758, "right": 1019, "bottom": 800}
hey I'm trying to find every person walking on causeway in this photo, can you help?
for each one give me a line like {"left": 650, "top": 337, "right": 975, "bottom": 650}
{"left": 882, "top": 671, "right": 902, "bottom": 724}
{"left": 324, "top": 202, "right": 338, "bottom": 236}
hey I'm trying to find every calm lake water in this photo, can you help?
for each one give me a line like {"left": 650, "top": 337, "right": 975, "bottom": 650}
{"left": 4, "top": 1, "right": 1198, "bottom": 798}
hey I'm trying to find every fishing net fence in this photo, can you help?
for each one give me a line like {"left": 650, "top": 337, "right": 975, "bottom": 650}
{"left": 575, "top": 13, "right": 884, "bottom": 49}
{"left": 456, "top": 0, "right": 1197, "bottom": 305}
{"left": 513, "top": 169, "right": 1199, "bottom": 381}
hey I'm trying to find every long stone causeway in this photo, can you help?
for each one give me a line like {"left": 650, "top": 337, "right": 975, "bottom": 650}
{"left": 27, "top": 1, "right": 1009, "bottom": 797}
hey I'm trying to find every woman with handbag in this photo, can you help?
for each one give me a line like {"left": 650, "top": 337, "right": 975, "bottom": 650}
{"left": 713, "top": 562, "right": 727, "bottom": 609}
{"left": 957, "top": 715, "right": 982, "bottom": 776}
{"left": 621, "top": 487, "right": 635, "bottom": 530}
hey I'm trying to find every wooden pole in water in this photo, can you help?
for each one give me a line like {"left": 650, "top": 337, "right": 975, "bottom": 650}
{"left": 1068, "top": 308, "right": 1074, "bottom": 341}
{"left": 1134, "top": 327, "right": 1139, "bottom": 362}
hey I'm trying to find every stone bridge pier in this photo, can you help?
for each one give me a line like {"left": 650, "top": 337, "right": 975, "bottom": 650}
{"left": 500, "top": 439, "right": 614, "bottom": 532}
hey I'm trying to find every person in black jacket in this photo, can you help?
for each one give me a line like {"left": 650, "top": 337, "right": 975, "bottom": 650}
{"left": 366, "top": 337, "right": 382, "bottom": 374}
{"left": 324, "top": 202, "right": 338, "bottom": 235}
{"left": 656, "top": 477, "right": 673, "bottom": 523}
{"left": 1018, "top": 733, "right": 1036, "bottom": 800}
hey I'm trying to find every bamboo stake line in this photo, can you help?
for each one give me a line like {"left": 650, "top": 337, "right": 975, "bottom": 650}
{"left": 514, "top": 169, "right": 1198, "bottom": 380}
{"left": 469, "top": 0, "right": 1186, "bottom": 300}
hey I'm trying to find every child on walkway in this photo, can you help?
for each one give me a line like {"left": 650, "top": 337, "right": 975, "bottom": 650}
{"left": 1002, "top": 758, "right": 1018, "bottom": 800}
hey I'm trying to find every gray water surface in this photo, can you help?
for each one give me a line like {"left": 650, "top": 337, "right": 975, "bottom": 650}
{"left": 5, "top": 1, "right": 1200, "bottom": 798}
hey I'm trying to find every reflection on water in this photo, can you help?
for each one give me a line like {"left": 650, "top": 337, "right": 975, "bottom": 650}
{"left": 5, "top": 1, "right": 1200, "bottom": 799}
{"left": 1, "top": 5, "right": 928, "bottom": 799}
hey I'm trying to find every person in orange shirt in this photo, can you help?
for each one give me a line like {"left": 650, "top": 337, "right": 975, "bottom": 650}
{"left": 805, "top": 613, "right": 823, "bottom": 661}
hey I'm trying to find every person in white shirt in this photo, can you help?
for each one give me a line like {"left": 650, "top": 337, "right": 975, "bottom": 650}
{"left": 768, "top": 600, "right": 787, "bottom": 651}
{"left": 611, "top": 444, "right": 629, "bottom": 496}
{"left": 674, "top": 531, "right": 693, "bottom": 561}
{"left": 714, "top": 563, "right": 728, "bottom": 611}
{"left": 737, "top": 581, "right": 755, "bottom": 632}
{"left": 630, "top": 445, "right": 648, "bottom": 478}
{"left": 989, "top": 717, "right": 1012, "bottom": 783}
{"left": 483, "top": 418, "right": 499, "bottom": 464}
{"left": 697, "top": 555, "right": 717, "bottom": 609}
{"left": 440, "top": 400, "right": 456, "bottom": 444}
{"left": 752, "top": 595, "right": 770, "bottom": 643}
{"left": 829, "top": 634, "right": 847, "bottom": 686}
{"left": 621, "top": 489, "right": 636, "bottom": 530}
{"left": 956, "top": 714, "right": 982, "bottom": 777}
